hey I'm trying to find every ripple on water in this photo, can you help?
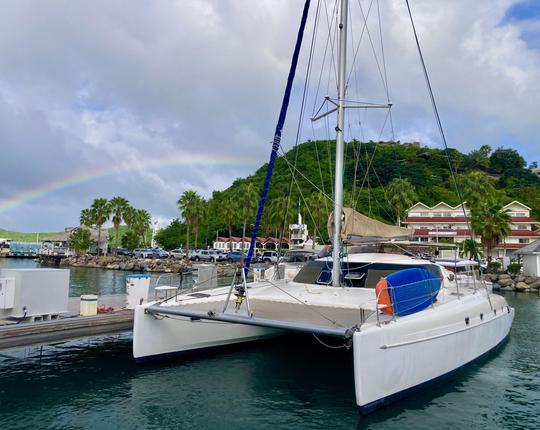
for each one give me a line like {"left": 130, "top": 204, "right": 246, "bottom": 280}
{"left": 0, "top": 263, "right": 539, "bottom": 429}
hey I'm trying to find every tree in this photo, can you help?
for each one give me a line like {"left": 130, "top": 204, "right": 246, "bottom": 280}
{"left": 461, "top": 238, "right": 482, "bottom": 261}
{"left": 80, "top": 208, "right": 94, "bottom": 228}
{"left": 239, "top": 183, "right": 258, "bottom": 262}
{"left": 471, "top": 203, "right": 511, "bottom": 261}
{"left": 222, "top": 196, "right": 237, "bottom": 252}
{"left": 192, "top": 197, "right": 207, "bottom": 249}
{"left": 132, "top": 209, "right": 151, "bottom": 246}
{"left": 121, "top": 229, "right": 140, "bottom": 250}
{"left": 460, "top": 170, "right": 496, "bottom": 211}
{"left": 69, "top": 228, "right": 93, "bottom": 255}
{"left": 489, "top": 147, "right": 525, "bottom": 173}
{"left": 268, "top": 196, "right": 288, "bottom": 239}
{"left": 462, "top": 145, "right": 491, "bottom": 171}
{"left": 386, "top": 178, "right": 417, "bottom": 226}
{"left": 154, "top": 219, "right": 184, "bottom": 250}
{"left": 177, "top": 190, "right": 202, "bottom": 252}
{"left": 307, "top": 191, "right": 328, "bottom": 248}
{"left": 109, "top": 196, "right": 131, "bottom": 255}
{"left": 123, "top": 206, "right": 136, "bottom": 230}
{"left": 89, "top": 198, "right": 111, "bottom": 255}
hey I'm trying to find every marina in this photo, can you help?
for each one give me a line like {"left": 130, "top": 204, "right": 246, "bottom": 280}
{"left": 0, "top": 278, "right": 538, "bottom": 429}
{"left": 0, "top": 0, "right": 539, "bottom": 428}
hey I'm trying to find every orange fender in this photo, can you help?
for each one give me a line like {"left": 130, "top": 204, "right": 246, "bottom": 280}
{"left": 375, "top": 278, "right": 393, "bottom": 315}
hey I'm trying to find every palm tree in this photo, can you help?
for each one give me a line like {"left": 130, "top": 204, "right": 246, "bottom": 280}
{"left": 192, "top": 197, "right": 207, "bottom": 249}
{"left": 80, "top": 208, "right": 95, "bottom": 228}
{"left": 462, "top": 238, "right": 482, "bottom": 261}
{"left": 89, "top": 198, "right": 111, "bottom": 255}
{"left": 239, "top": 183, "right": 258, "bottom": 263}
{"left": 268, "top": 196, "right": 288, "bottom": 239}
{"left": 123, "top": 206, "right": 136, "bottom": 229}
{"left": 307, "top": 192, "right": 328, "bottom": 248}
{"left": 109, "top": 196, "right": 131, "bottom": 255}
{"left": 132, "top": 209, "right": 151, "bottom": 246}
{"left": 177, "top": 190, "right": 201, "bottom": 253}
{"left": 386, "top": 178, "right": 417, "bottom": 226}
{"left": 460, "top": 171, "right": 496, "bottom": 211}
{"left": 222, "top": 196, "right": 237, "bottom": 252}
{"left": 471, "top": 203, "right": 511, "bottom": 261}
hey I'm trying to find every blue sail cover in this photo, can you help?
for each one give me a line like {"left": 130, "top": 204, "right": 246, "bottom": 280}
{"left": 244, "top": 0, "right": 311, "bottom": 275}
{"left": 386, "top": 268, "right": 441, "bottom": 316}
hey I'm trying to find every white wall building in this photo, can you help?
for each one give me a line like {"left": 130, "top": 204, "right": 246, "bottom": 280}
{"left": 403, "top": 201, "right": 540, "bottom": 257}
{"left": 212, "top": 236, "right": 289, "bottom": 251}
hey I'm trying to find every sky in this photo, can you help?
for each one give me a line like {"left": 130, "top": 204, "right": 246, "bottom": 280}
{"left": 0, "top": 0, "right": 538, "bottom": 232}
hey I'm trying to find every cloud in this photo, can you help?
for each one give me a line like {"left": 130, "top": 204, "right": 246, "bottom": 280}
{"left": 0, "top": 0, "right": 538, "bottom": 231}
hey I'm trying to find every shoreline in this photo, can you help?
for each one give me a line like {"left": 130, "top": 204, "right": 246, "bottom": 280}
{"left": 39, "top": 255, "right": 240, "bottom": 276}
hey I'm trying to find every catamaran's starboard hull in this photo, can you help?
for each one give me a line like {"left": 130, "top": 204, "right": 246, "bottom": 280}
{"left": 132, "top": 304, "right": 283, "bottom": 362}
{"left": 353, "top": 294, "right": 514, "bottom": 414}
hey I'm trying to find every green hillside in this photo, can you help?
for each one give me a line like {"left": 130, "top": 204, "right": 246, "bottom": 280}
{"left": 174, "top": 140, "right": 540, "bottom": 248}
{"left": 0, "top": 229, "right": 63, "bottom": 242}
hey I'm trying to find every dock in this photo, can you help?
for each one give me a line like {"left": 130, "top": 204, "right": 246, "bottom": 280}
{"left": 0, "top": 294, "right": 133, "bottom": 350}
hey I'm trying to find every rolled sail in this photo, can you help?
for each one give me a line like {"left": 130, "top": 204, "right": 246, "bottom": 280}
{"left": 327, "top": 207, "right": 413, "bottom": 240}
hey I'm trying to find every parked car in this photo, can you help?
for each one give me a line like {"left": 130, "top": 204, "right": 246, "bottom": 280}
{"left": 170, "top": 248, "right": 186, "bottom": 259}
{"left": 259, "top": 251, "right": 279, "bottom": 263}
{"left": 152, "top": 248, "right": 169, "bottom": 258}
{"left": 225, "top": 251, "right": 257, "bottom": 263}
{"left": 133, "top": 248, "right": 154, "bottom": 258}
{"left": 191, "top": 249, "right": 225, "bottom": 262}
{"left": 117, "top": 248, "right": 133, "bottom": 257}
{"left": 279, "top": 249, "right": 318, "bottom": 263}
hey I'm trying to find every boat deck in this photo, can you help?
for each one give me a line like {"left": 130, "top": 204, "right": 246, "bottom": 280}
{"left": 175, "top": 297, "right": 372, "bottom": 329}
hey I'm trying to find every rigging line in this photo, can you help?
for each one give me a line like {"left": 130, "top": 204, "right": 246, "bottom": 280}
{"left": 404, "top": 0, "right": 472, "bottom": 237}
{"left": 311, "top": 0, "right": 335, "bottom": 116}
{"left": 376, "top": 0, "right": 390, "bottom": 102}
{"left": 311, "top": 128, "right": 329, "bottom": 213}
{"left": 323, "top": 0, "right": 339, "bottom": 91}
{"left": 325, "top": 116, "right": 335, "bottom": 199}
{"left": 278, "top": 144, "right": 334, "bottom": 204}
{"left": 355, "top": 0, "right": 389, "bottom": 98}
{"left": 277, "top": 142, "right": 335, "bottom": 246}
{"left": 244, "top": 0, "right": 311, "bottom": 275}
{"left": 289, "top": 166, "right": 328, "bottom": 252}
{"left": 345, "top": 0, "right": 374, "bottom": 88}
{"left": 376, "top": 0, "right": 396, "bottom": 143}
{"left": 278, "top": 0, "right": 321, "bottom": 258}
{"left": 262, "top": 278, "right": 344, "bottom": 327}
{"left": 355, "top": 108, "right": 390, "bottom": 199}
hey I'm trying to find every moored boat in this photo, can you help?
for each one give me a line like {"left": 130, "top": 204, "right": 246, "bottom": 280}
{"left": 133, "top": 0, "right": 514, "bottom": 414}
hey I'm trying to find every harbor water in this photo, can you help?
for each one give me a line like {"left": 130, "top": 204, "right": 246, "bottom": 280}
{"left": 0, "top": 259, "right": 539, "bottom": 429}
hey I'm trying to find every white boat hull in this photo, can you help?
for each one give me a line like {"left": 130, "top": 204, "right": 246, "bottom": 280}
{"left": 133, "top": 304, "right": 282, "bottom": 362}
{"left": 353, "top": 294, "right": 514, "bottom": 414}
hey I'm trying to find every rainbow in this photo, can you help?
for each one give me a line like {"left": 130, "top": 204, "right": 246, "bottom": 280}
{"left": 0, "top": 151, "right": 255, "bottom": 214}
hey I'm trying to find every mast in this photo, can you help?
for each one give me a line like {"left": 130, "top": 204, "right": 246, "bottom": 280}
{"left": 332, "top": 0, "right": 348, "bottom": 287}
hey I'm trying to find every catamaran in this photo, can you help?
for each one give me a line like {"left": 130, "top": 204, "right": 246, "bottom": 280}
{"left": 133, "top": 0, "right": 513, "bottom": 414}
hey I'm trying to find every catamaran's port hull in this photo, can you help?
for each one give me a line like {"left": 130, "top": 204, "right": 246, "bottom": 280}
{"left": 354, "top": 295, "right": 514, "bottom": 414}
{"left": 132, "top": 305, "right": 282, "bottom": 362}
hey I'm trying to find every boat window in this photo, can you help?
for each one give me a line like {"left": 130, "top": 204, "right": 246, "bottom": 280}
{"left": 316, "top": 270, "right": 332, "bottom": 285}
{"left": 293, "top": 261, "right": 332, "bottom": 284}
{"left": 293, "top": 260, "right": 442, "bottom": 288}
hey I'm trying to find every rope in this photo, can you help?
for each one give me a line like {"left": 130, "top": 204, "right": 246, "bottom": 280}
{"left": 243, "top": 0, "right": 312, "bottom": 275}
{"left": 313, "top": 333, "right": 350, "bottom": 349}
{"left": 404, "top": 0, "right": 472, "bottom": 237}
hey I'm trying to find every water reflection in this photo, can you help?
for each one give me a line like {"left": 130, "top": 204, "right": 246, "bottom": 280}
{"left": 0, "top": 259, "right": 539, "bottom": 429}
